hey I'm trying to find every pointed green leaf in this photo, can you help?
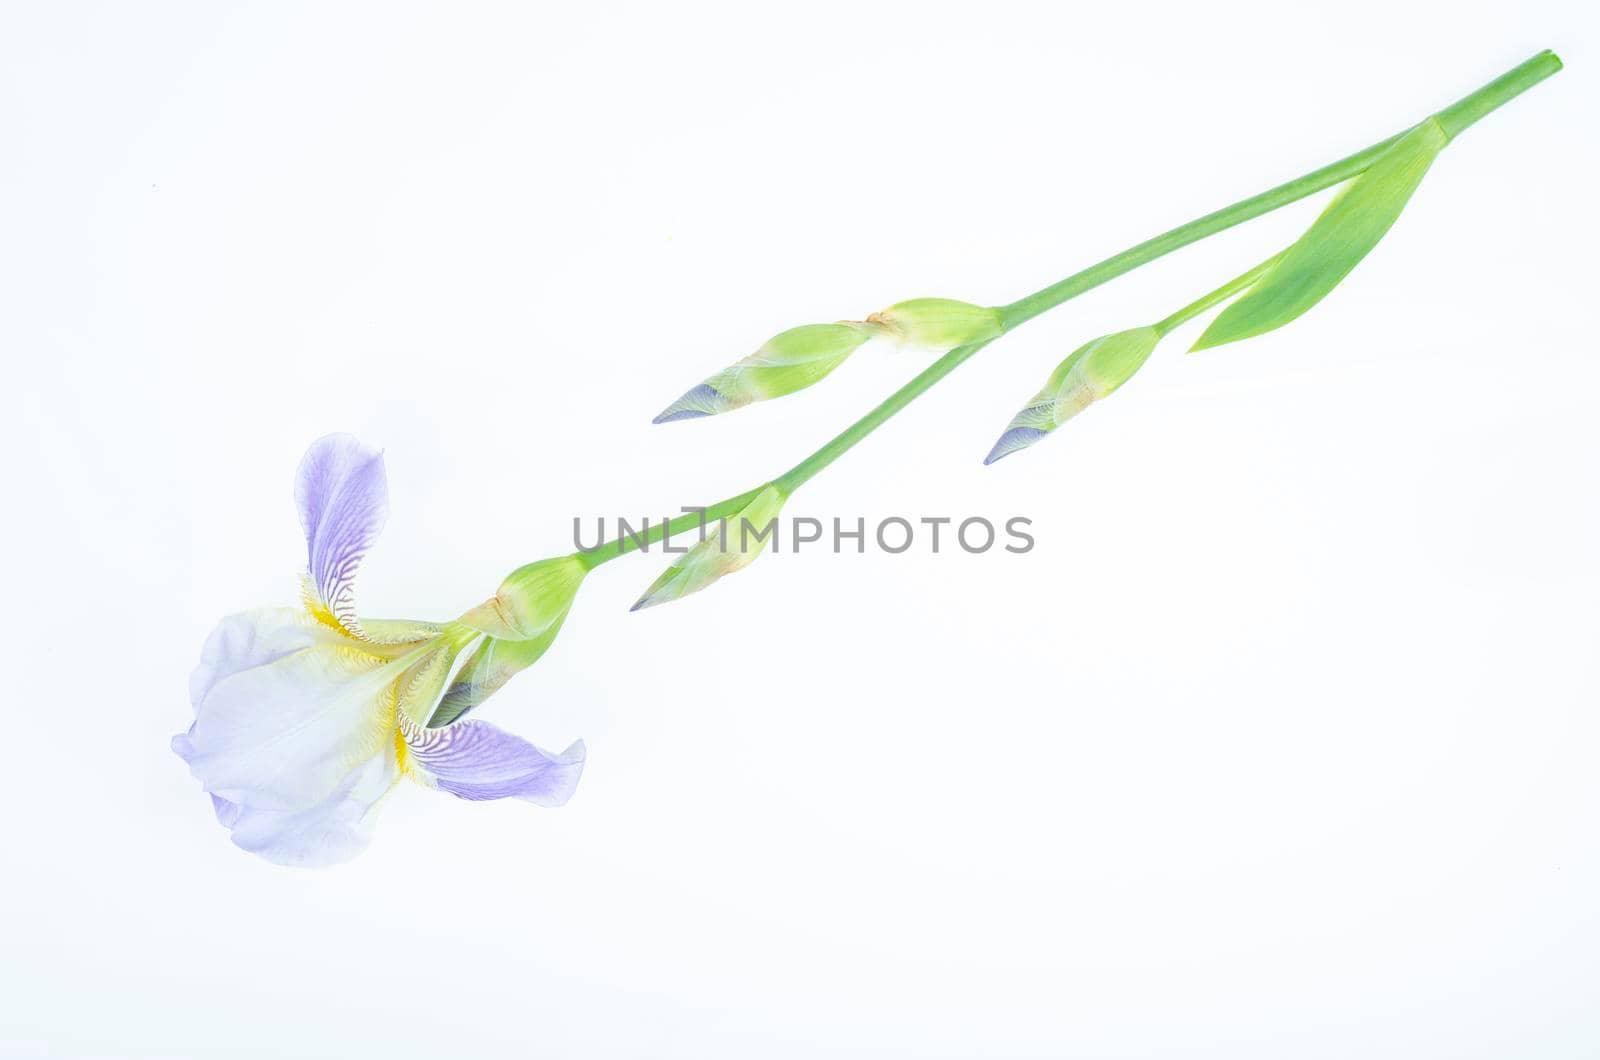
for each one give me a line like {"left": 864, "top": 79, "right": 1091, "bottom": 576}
{"left": 1192, "top": 118, "right": 1448, "bottom": 352}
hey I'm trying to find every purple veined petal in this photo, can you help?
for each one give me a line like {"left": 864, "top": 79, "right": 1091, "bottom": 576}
{"left": 401, "top": 717, "right": 585, "bottom": 806}
{"left": 211, "top": 751, "right": 400, "bottom": 867}
{"left": 295, "top": 433, "right": 389, "bottom": 639}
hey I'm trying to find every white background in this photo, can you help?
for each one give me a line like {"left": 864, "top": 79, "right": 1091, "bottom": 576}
{"left": 5, "top": 1, "right": 1598, "bottom": 1056}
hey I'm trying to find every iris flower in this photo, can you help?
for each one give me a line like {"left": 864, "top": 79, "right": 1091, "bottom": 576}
{"left": 173, "top": 434, "right": 584, "bottom": 867}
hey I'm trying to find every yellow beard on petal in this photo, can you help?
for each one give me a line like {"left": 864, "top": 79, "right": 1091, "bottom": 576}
{"left": 394, "top": 723, "right": 415, "bottom": 780}
{"left": 325, "top": 665, "right": 407, "bottom": 779}
{"left": 394, "top": 717, "right": 445, "bottom": 791}
{"left": 301, "top": 574, "right": 352, "bottom": 635}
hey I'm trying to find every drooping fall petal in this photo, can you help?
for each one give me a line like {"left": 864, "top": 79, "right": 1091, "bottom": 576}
{"left": 185, "top": 750, "right": 401, "bottom": 868}
{"left": 401, "top": 717, "right": 585, "bottom": 805}
{"left": 179, "top": 608, "right": 408, "bottom": 813}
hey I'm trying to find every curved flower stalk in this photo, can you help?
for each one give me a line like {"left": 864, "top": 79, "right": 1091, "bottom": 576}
{"left": 173, "top": 435, "right": 585, "bottom": 866}
{"left": 652, "top": 298, "right": 1002, "bottom": 422}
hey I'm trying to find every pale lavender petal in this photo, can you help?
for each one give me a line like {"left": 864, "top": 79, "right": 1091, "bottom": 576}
{"left": 295, "top": 433, "right": 389, "bottom": 636}
{"left": 188, "top": 606, "right": 323, "bottom": 707}
{"left": 177, "top": 714, "right": 399, "bottom": 867}
{"left": 209, "top": 793, "right": 244, "bottom": 829}
{"left": 179, "top": 608, "right": 402, "bottom": 813}
{"left": 216, "top": 752, "right": 399, "bottom": 867}
{"left": 402, "top": 718, "right": 585, "bottom": 806}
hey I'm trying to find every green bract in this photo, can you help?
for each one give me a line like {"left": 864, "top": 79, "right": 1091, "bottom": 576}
{"left": 459, "top": 554, "right": 587, "bottom": 641}
{"left": 434, "top": 554, "right": 589, "bottom": 726}
{"left": 1075, "top": 326, "right": 1163, "bottom": 398}
{"left": 868, "top": 298, "right": 1005, "bottom": 350}
{"left": 631, "top": 485, "right": 787, "bottom": 610}
{"left": 1192, "top": 118, "right": 1449, "bottom": 352}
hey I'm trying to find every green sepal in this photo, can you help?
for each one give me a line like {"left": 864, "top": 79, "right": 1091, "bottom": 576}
{"left": 868, "top": 298, "right": 1005, "bottom": 349}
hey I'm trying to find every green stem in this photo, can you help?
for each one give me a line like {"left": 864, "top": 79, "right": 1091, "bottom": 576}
{"left": 773, "top": 50, "right": 1559, "bottom": 494}
{"left": 1152, "top": 252, "right": 1283, "bottom": 338}
{"left": 584, "top": 49, "right": 1562, "bottom": 567}
{"left": 762, "top": 129, "right": 1388, "bottom": 495}
{"left": 1435, "top": 49, "right": 1562, "bottom": 140}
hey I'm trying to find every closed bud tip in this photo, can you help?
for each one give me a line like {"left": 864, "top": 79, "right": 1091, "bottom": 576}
{"left": 654, "top": 382, "right": 736, "bottom": 423}
{"left": 653, "top": 323, "right": 877, "bottom": 422}
{"left": 983, "top": 426, "right": 1049, "bottom": 465}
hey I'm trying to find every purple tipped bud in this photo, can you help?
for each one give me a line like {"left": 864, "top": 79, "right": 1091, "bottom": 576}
{"left": 984, "top": 327, "right": 1162, "bottom": 464}
{"left": 983, "top": 425, "right": 1049, "bottom": 465}
{"left": 653, "top": 383, "right": 734, "bottom": 423}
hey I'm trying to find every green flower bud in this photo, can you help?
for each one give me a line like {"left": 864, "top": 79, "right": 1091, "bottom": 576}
{"left": 631, "top": 485, "right": 786, "bottom": 610}
{"left": 458, "top": 554, "right": 587, "bottom": 640}
{"left": 867, "top": 298, "right": 1004, "bottom": 350}
{"left": 654, "top": 323, "right": 878, "bottom": 423}
{"left": 984, "top": 326, "right": 1160, "bottom": 464}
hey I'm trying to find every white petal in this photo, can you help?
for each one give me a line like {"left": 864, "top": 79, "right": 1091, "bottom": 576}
{"left": 213, "top": 751, "right": 400, "bottom": 867}
{"left": 182, "top": 608, "right": 410, "bottom": 812}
